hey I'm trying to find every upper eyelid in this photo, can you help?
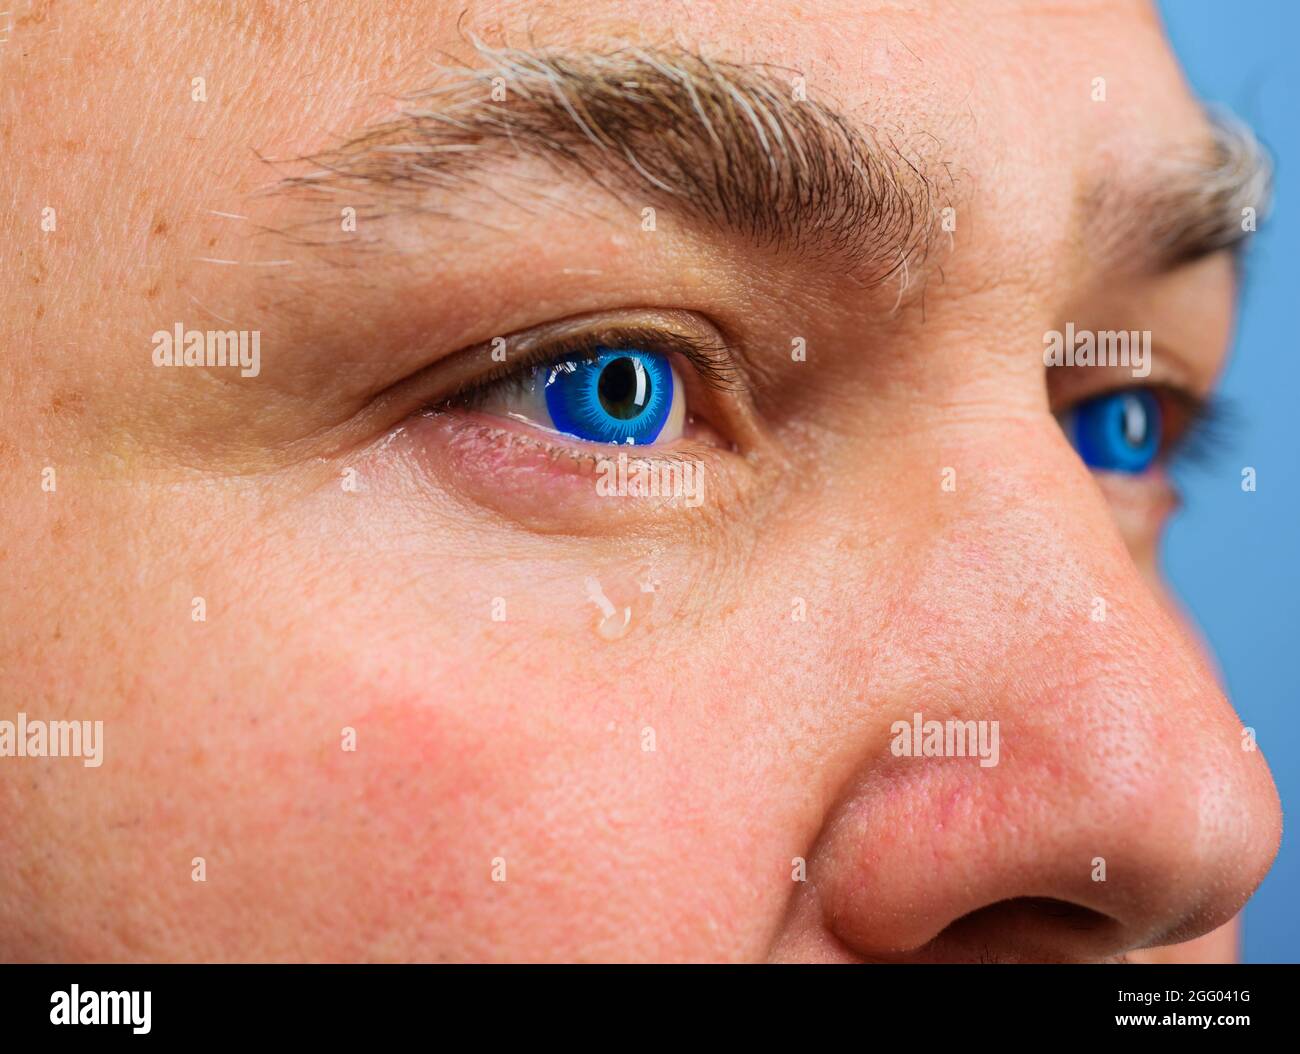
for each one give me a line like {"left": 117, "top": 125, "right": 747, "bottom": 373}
{"left": 444, "top": 324, "right": 746, "bottom": 407}
{"left": 1054, "top": 381, "right": 1204, "bottom": 421}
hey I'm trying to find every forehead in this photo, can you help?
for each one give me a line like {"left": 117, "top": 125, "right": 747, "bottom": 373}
{"left": 5, "top": 0, "right": 1214, "bottom": 344}
{"left": 15, "top": 0, "right": 1198, "bottom": 158}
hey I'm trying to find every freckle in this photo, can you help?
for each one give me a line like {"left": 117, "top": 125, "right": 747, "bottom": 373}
{"left": 35, "top": 304, "right": 45, "bottom": 319}
{"left": 144, "top": 283, "right": 160, "bottom": 299}
{"left": 208, "top": 237, "right": 217, "bottom": 247}
{"left": 30, "top": 273, "right": 41, "bottom": 285}
{"left": 64, "top": 140, "right": 83, "bottom": 154}
{"left": 152, "top": 217, "right": 168, "bottom": 236}
{"left": 47, "top": 392, "right": 84, "bottom": 418}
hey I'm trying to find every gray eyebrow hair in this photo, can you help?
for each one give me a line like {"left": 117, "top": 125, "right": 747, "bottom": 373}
{"left": 1083, "top": 108, "right": 1273, "bottom": 274}
{"left": 267, "top": 42, "right": 946, "bottom": 288}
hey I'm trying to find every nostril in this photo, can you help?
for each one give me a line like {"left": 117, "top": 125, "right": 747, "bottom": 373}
{"left": 935, "top": 898, "right": 1120, "bottom": 961}
{"left": 995, "top": 897, "right": 1110, "bottom": 930}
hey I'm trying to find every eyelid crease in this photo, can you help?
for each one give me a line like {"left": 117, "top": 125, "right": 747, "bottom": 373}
{"left": 442, "top": 324, "right": 746, "bottom": 411}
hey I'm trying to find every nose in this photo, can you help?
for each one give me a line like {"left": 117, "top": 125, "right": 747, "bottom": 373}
{"left": 807, "top": 419, "right": 1282, "bottom": 963}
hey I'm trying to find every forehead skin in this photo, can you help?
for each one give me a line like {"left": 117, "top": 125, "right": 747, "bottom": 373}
{"left": 6, "top": 0, "right": 1206, "bottom": 362}
{"left": 0, "top": 0, "right": 1276, "bottom": 964}
{"left": 4, "top": 0, "right": 1224, "bottom": 467}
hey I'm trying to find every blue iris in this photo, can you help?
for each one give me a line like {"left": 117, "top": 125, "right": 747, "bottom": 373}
{"left": 1064, "top": 388, "right": 1161, "bottom": 473}
{"left": 543, "top": 348, "right": 673, "bottom": 445}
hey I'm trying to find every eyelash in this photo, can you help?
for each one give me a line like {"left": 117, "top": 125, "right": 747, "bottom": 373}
{"left": 1160, "top": 388, "right": 1235, "bottom": 468}
{"left": 444, "top": 326, "right": 741, "bottom": 412}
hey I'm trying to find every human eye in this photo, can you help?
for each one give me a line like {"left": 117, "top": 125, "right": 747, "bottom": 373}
{"left": 352, "top": 311, "right": 764, "bottom": 532}
{"left": 438, "top": 316, "right": 741, "bottom": 451}
{"left": 468, "top": 346, "right": 683, "bottom": 446}
{"left": 1060, "top": 387, "right": 1162, "bottom": 473}
{"left": 1058, "top": 384, "right": 1226, "bottom": 475}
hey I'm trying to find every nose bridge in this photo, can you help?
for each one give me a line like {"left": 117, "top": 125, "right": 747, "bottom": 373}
{"left": 870, "top": 412, "right": 1184, "bottom": 704}
{"left": 810, "top": 414, "right": 1281, "bottom": 960}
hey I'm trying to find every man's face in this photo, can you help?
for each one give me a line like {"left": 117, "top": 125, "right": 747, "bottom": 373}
{"left": 1, "top": 0, "right": 1281, "bottom": 962}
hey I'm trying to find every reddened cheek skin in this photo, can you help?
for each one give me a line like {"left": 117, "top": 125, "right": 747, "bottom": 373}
{"left": 284, "top": 652, "right": 764, "bottom": 961}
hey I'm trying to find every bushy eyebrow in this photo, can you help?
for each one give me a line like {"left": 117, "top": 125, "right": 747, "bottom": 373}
{"left": 1083, "top": 108, "right": 1273, "bottom": 274}
{"left": 265, "top": 42, "right": 946, "bottom": 287}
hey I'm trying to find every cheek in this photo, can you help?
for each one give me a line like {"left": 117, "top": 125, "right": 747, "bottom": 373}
{"left": 279, "top": 550, "right": 837, "bottom": 959}
{"left": 276, "top": 649, "right": 725, "bottom": 960}
{"left": 226, "top": 623, "right": 609, "bottom": 958}
{"left": 167, "top": 558, "right": 745, "bottom": 959}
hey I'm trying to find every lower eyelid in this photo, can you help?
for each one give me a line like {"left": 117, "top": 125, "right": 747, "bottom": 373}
{"left": 380, "top": 407, "right": 746, "bottom": 535}
{"left": 444, "top": 398, "right": 726, "bottom": 454}
{"left": 1092, "top": 468, "right": 1179, "bottom": 538}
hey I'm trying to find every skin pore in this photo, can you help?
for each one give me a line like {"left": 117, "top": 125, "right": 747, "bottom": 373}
{"left": 0, "top": 0, "right": 1281, "bottom": 962}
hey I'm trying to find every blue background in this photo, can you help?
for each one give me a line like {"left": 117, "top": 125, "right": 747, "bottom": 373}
{"left": 1159, "top": 0, "right": 1298, "bottom": 963}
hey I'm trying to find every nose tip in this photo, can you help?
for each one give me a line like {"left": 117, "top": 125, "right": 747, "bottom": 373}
{"left": 810, "top": 681, "right": 1282, "bottom": 963}
{"left": 790, "top": 420, "right": 1282, "bottom": 963}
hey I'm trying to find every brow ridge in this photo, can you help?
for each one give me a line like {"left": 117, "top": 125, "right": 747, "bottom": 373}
{"left": 267, "top": 43, "right": 948, "bottom": 288}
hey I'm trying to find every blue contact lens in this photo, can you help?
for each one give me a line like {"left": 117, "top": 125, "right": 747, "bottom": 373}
{"left": 1064, "top": 388, "right": 1162, "bottom": 473}
{"left": 544, "top": 349, "right": 674, "bottom": 445}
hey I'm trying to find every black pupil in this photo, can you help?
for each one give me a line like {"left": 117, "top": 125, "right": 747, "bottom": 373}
{"left": 598, "top": 357, "right": 649, "bottom": 420}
